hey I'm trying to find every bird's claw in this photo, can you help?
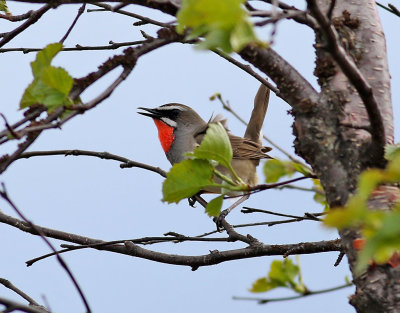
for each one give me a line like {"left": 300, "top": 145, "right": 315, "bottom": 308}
{"left": 214, "top": 209, "right": 229, "bottom": 232}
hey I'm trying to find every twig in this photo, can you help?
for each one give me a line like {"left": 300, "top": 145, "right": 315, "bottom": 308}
{"left": 0, "top": 113, "right": 21, "bottom": 139}
{"left": 0, "top": 40, "right": 147, "bottom": 53}
{"left": 26, "top": 235, "right": 231, "bottom": 266}
{"left": 233, "top": 282, "right": 353, "bottom": 303}
{"left": 334, "top": 251, "right": 345, "bottom": 267}
{"left": 90, "top": 3, "right": 174, "bottom": 28}
{"left": 17, "top": 149, "right": 167, "bottom": 177}
{"left": 0, "top": 4, "right": 51, "bottom": 48}
{"left": 307, "top": 0, "right": 386, "bottom": 163}
{"left": 0, "top": 278, "right": 42, "bottom": 307}
{"left": 0, "top": 10, "right": 34, "bottom": 21}
{"left": 376, "top": 2, "right": 400, "bottom": 17}
{"left": 0, "top": 184, "right": 92, "bottom": 313}
{"left": 0, "top": 296, "right": 48, "bottom": 313}
{"left": 0, "top": 208, "right": 343, "bottom": 269}
{"left": 59, "top": 3, "right": 86, "bottom": 44}
{"left": 242, "top": 207, "right": 324, "bottom": 221}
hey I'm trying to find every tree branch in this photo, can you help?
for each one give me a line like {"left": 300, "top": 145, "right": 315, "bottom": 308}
{"left": 0, "top": 208, "right": 343, "bottom": 269}
{"left": 233, "top": 282, "right": 353, "bottom": 303}
{"left": 0, "top": 4, "right": 51, "bottom": 48}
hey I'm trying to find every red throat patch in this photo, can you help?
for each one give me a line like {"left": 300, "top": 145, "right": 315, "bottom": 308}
{"left": 153, "top": 119, "right": 175, "bottom": 153}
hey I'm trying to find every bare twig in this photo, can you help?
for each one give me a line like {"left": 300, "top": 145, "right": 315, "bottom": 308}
{"left": 0, "top": 10, "right": 34, "bottom": 21}
{"left": 17, "top": 149, "right": 167, "bottom": 177}
{"left": 0, "top": 40, "right": 147, "bottom": 53}
{"left": 233, "top": 282, "right": 353, "bottom": 303}
{"left": 242, "top": 207, "right": 324, "bottom": 221}
{"left": 307, "top": 0, "right": 386, "bottom": 163}
{"left": 90, "top": 3, "right": 174, "bottom": 28}
{"left": 0, "top": 296, "right": 48, "bottom": 313}
{"left": 0, "top": 184, "right": 92, "bottom": 313}
{"left": 59, "top": 3, "right": 86, "bottom": 43}
{"left": 0, "top": 207, "right": 343, "bottom": 269}
{"left": 0, "top": 278, "right": 42, "bottom": 307}
{"left": 376, "top": 2, "right": 400, "bottom": 17}
{"left": 0, "top": 4, "right": 51, "bottom": 48}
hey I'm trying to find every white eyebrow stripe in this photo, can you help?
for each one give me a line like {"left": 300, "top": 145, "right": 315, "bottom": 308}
{"left": 157, "top": 105, "right": 185, "bottom": 111}
{"left": 161, "top": 117, "right": 177, "bottom": 127}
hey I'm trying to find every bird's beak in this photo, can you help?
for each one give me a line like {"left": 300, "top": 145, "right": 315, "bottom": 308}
{"left": 137, "top": 107, "right": 162, "bottom": 119}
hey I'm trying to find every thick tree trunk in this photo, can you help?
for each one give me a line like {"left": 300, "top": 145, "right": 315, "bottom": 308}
{"left": 295, "top": 1, "right": 400, "bottom": 312}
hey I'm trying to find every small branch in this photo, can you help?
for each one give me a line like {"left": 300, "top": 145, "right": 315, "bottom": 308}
{"left": 307, "top": 0, "right": 386, "bottom": 163}
{"left": 0, "top": 40, "right": 147, "bottom": 53}
{"left": 0, "top": 4, "right": 51, "bottom": 48}
{"left": 0, "top": 184, "right": 92, "bottom": 313}
{"left": 0, "top": 208, "right": 343, "bottom": 269}
{"left": 17, "top": 149, "right": 167, "bottom": 177}
{"left": 90, "top": 3, "right": 174, "bottom": 28}
{"left": 59, "top": 3, "right": 86, "bottom": 44}
{"left": 376, "top": 2, "right": 400, "bottom": 17}
{"left": 0, "top": 278, "right": 42, "bottom": 307}
{"left": 0, "top": 10, "right": 34, "bottom": 21}
{"left": 0, "top": 296, "right": 48, "bottom": 313}
{"left": 233, "top": 282, "right": 353, "bottom": 303}
{"left": 242, "top": 207, "right": 324, "bottom": 221}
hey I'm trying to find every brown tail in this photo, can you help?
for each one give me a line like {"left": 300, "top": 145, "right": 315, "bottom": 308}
{"left": 244, "top": 82, "right": 270, "bottom": 144}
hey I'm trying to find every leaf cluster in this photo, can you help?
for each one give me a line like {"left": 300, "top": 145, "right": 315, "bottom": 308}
{"left": 177, "top": 0, "right": 259, "bottom": 52}
{"left": 20, "top": 43, "right": 74, "bottom": 112}
{"left": 250, "top": 258, "right": 307, "bottom": 294}
{"left": 324, "top": 144, "right": 400, "bottom": 271}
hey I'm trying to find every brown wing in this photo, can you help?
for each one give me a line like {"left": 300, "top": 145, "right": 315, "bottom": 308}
{"left": 229, "top": 134, "right": 272, "bottom": 160}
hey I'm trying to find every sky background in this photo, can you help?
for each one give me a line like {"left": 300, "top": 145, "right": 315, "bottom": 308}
{"left": 0, "top": 1, "right": 399, "bottom": 312}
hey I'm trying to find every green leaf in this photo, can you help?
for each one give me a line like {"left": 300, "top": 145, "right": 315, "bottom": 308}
{"left": 250, "top": 258, "right": 307, "bottom": 294}
{"left": 0, "top": 0, "right": 10, "bottom": 14}
{"left": 206, "top": 195, "right": 224, "bottom": 217}
{"left": 20, "top": 43, "right": 73, "bottom": 111}
{"left": 384, "top": 143, "right": 400, "bottom": 161}
{"left": 177, "top": 0, "right": 257, "bottom": 52}
{"left": 191, "top": 122, "right": 233, "bottom": 169}
{"left": 230, "top": 19, "right": 256, "bottom": 51}
{"left": 357, "top": 169, "right": 385, "bottom": 200}
{"left": 31, "top": 43, "right": 63, "bottom": 78}
{"left": 249, "top": 277, "right": 280, "bottom": 293}
{"left": 162, "top": 159, "right": 217, "bottom": 203}
{"left": 324, "top": 195, "right": 367, "bottom": 229}
{"left": 263, "top": 159, "right": 295, "bottom": 183}
{"left": 291, "top": 162, "right": 313, "bottom": 177}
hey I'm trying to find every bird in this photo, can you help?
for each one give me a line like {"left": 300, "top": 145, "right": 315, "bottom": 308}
{"left": 137, "top": 83, "right": 272, "bottom": 189}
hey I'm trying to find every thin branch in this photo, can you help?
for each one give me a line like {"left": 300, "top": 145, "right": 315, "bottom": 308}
{"left": 0, "top": 10, "right": 34, "bottom": 21}
{"left": 242, "top": 207, "right": 324, "bottom": 221}
{"left": 59, "top": 3, "right": 86, "bottom": 44}
{"left": 17, "top": 149, "right": 167, "bottom": 177}
{"left": 0, "top": 40, "right": 146, "bottom": 53}
{"left": 376, "top": 2, "right": 400, "bottom": 17}
{"left": 0, "top": 278, "right": 42, "bottom": 307}
{"left": 26, "top": 235, "right": 231, "bottom": 266}
{"left": 90, "top": 3, "right": 174, "bottom": 28}
{"left": 233, "top": 282, "right": 353, "bottom": 303}
{"left": 307, "top": 0, "right": 386, "bottom": 163}
{"left": 0, "top": 184, "right": 92, "bottom": 313}
{"left": 0, "top": 296, "right": 48, "bottom": 313}
{"left": 0, "top": 208, "right": 343, "bottom": 269}
{"left": 0, "top": 4, "right": 51, "bottom": 48}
